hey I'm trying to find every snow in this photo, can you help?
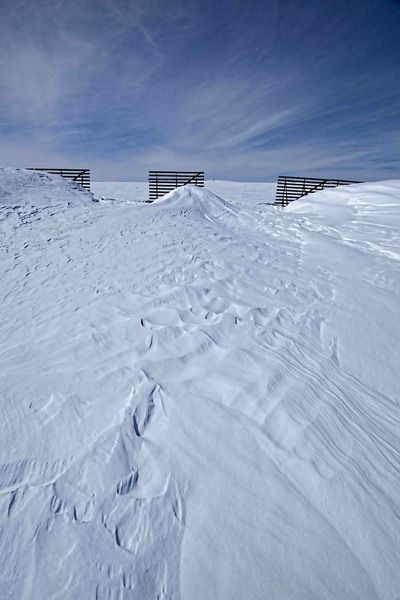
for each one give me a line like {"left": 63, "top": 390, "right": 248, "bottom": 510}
{"left": 1, "top": 168, "right": 400, "bottom": 599}
{"left": 91, "top": 181, "right": 149, "bottom": 204}
{"left": 0, "top": 166, "right": 96, "bottom": 207}
{"left": 91, "top": 179, "right": 277, "bottom": 205}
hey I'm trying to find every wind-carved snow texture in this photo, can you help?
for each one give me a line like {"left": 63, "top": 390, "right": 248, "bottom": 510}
{"left": 0, "top": 168, "right": 400, "bottom": 599}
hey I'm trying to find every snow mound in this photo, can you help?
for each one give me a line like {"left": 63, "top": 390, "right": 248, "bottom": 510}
{"left": 154, "top": 183, "right": 239, "bottom": 213}
{"left": 286, "top": 179, "right": 400, "bottom": 261}
{"left": 286, "top": 179, "right": 400, "bottom": 219}
{"left": 0, "top": 167, "right": 97, "bottom": 208}
{"left": 151, "top": 183, "right": 262, "bottom": 232}
{"left": 152, "top": 185, "right": 240, "bottom": 222}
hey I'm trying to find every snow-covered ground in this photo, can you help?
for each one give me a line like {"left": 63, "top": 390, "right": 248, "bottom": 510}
{"left": 1, "top": 167, "right": 400, "bottom": 599}
{"left": 91, "top": 179, "right": 277, "bottom": 205}
{"left": 91, "top": 181, "right": 149, "bottom": 203}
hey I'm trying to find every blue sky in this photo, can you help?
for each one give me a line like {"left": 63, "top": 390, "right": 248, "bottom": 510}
{"left": 0, "top": 0, "right": 399, "bottom": 181}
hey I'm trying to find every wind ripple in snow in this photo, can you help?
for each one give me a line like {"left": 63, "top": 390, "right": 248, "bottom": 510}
{"left": 1, "top": 171, "right": 400, "bottom": 599}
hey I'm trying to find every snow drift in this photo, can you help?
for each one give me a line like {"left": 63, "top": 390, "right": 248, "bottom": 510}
{"left": 1, "top": 168, "right": 400, "bottom": 599}
{"left": 0, "top": 167, "right": 97, "bottom": 208}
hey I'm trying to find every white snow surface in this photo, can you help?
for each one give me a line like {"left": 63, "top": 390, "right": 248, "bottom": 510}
{"left": 1, "top": 168, "right": 400, "bottom": 599}
{"left": 91, "top": 179, "right": 277, "bottom": 205}
{"left": 0, "top": 167, "right": 96, "bottom": 207}
{"left": 91, "top": 181, "right": 149, "bottom": 204}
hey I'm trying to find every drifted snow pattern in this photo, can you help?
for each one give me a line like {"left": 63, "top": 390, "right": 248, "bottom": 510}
{"left": 1, "top": 169, "right": 400, "bottom": 599}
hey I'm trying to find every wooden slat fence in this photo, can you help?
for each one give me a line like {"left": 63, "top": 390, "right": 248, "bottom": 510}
{"left": 275, "top": 175, "right": 361, "bottom": 206}
{"left": 28, "top": 168, "right": 91, "bottom": 191}
{"left": 149, "top": 171, "right": 204, "bottom": 201}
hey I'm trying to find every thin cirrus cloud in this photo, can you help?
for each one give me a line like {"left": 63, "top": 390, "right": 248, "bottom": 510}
{"left": 0, "top": 0, "right": 398, "bottom": 181}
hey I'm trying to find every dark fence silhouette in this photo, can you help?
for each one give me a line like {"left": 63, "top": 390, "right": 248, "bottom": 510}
{"left": 28, "top": 168, "right": 91, "bottom": 191}
{"left": 275, "top": 175, "right": 361, "bottom": 206}
{"left": 149, "top": 171, "right": 204, "bottom": 201}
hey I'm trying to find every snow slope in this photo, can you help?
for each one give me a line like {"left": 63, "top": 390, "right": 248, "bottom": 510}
{"left": 0, "top": 167, "right": 96, "bottom": 207}
{"left": 1, "top": 169, "right": 400, "bottom": 599}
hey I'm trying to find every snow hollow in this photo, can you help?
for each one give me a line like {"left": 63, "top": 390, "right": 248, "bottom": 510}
{"left": 1, "top": 167, "right": 400, "bottom": 599}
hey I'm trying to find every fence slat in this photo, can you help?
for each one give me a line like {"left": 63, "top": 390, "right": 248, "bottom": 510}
{"left": 27, "top": 168, "right": 91, "bottom": 191}
{"left": 148, "top": 171, "right": 204, "bottom": 201}
{"left": 275, "top": 175, "right": 361, "bottom": 206}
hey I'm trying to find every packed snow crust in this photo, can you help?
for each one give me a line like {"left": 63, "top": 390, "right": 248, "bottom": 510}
{"left": 1, "top": 168, "right": 400, "bottom": 599}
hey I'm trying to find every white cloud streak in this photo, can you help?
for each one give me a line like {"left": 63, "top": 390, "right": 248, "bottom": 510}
{"left": 0, "top": 0, "right": 398, "bottom": 181}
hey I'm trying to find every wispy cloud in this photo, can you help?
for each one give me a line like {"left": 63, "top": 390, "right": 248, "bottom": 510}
{"left": 0, "top": 0, "right": 399, "bottom": 181}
